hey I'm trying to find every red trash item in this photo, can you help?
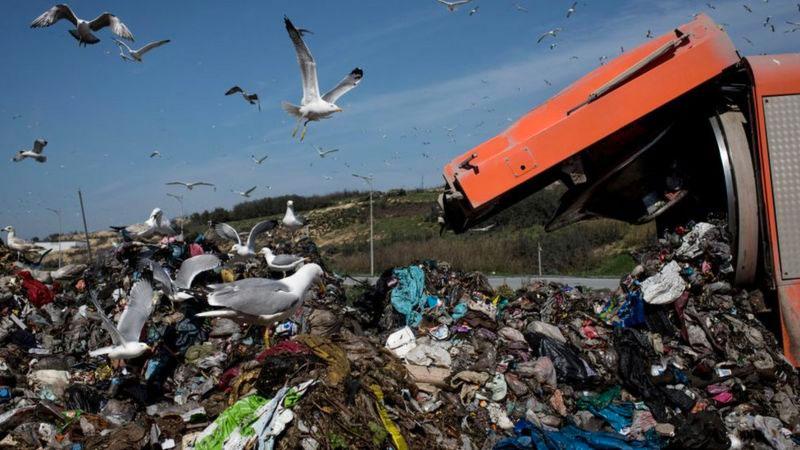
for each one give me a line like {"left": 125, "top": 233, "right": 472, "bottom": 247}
{"left": 16, "top": 271, "right": 55, "bottom": 308}
{"left": 189, "top": 243, "right": 204, "bottom": 257}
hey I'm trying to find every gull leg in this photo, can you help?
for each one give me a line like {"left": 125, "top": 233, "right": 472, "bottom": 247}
{"left": 299, "top": 121, "right": 310, "bottom": 142}
{"left": 263, "top": 327, "right": 272, "bottom": 348}
{"left": 291, "top": 119, "right": 301, "bottom": 138}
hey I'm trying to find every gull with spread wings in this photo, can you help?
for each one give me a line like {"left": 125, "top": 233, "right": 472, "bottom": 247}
{"left": 114, "top": 38, "right": 170, "bottom": 62}
{"left": 232, "top": 186, "right": 257, "bottom": 198}
{"left": 149, "top": 254, "right": 221, "bottom": 302}
{"left": 12, "top": 139, "right": 48, "bottom": 163}
{"left": 225, "top": 86, "right": 261, "bottom": 111}
{"left": 215, "top": 220, "right": 277, "bottom": 257}
{"left": 31, "top": 4, "right": 133, "bottom": 46}
{"left": 89, "top": 282, "right": 154, "bottom": 359}
{"left": 282, "top": 16, "right": 363, "bottom": 141}
{"left": 436, "top": 0, "right": 473, "bottom": 12}
{"left": 166, "top": 181, "right": 215, "bottom": 191}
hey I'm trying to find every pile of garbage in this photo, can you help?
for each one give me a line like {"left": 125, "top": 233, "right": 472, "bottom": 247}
{"left": 0, "top": 220, "right": 798, "bottom": 449}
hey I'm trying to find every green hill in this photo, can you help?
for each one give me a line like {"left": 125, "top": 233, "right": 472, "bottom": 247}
{"left": 186, "top": 186, "right": 654, "bottom": 276}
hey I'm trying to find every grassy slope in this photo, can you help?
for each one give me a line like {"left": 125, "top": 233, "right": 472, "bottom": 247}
{"left": 216, "top": 188, "right": 653, "bottom": 276}
{"left": 50, "top": 188, "right": 654, "bottom": 276}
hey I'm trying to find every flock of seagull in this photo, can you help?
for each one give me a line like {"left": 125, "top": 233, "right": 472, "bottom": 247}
{"left": 11, "top": 4, "right": 367, "bottom": 209}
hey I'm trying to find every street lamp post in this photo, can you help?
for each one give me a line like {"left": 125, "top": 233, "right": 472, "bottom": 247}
{"left": 352, "top": 174, "right": 375, "bottom": 277}
{"left": 46, "top": 208, "right": 62, "bottom": 268}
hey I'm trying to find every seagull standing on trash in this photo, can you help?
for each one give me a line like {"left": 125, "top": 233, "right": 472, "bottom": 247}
{"left": 2, "top": 226, "right": 44, "bottom": 259}
{"left": 149, "top": 254, "right": 221, "bottom": 302}
{"left": 260, "top": 247, "right": 306, "bottom": 276}
{"left": 12, "top": 139, "right": 48, "bottom": 163}
{"left": 89, "top": 282, "right": 154, "bottom": 359}
{"left": 196, "top": 263, "right": 324, "bottom": 326}
{"left": 282, "top": 200, "right": 306, "bottom": 234}
{"left": 30, "top": 4, "right": 134, "bottom": 46}
{"left": 114, "top": 39, "right": 170, "bottom": 62}
{"left": 282, "top": 16, "right": 364, "bottom": 141}
{"left": 215, "top": 220, "right": 277, "bottom": 257}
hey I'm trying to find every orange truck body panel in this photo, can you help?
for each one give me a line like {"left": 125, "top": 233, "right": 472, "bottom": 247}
{"left": 443, "top": 14, "right": 740, "bottom": 209}
{"left": 746, "top": 54, "right": 800, "bottom": 365}
{"left": 442, "top": 15, "right": 800, "bottom": 364}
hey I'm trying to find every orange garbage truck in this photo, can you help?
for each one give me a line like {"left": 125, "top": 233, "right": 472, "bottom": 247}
{"left": 439, "top": 14, "right": 800, "bottom": 364}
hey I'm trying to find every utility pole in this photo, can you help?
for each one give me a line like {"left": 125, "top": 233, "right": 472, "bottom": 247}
{"left": 537, "top": 242, "right": 543, "bottom": 277}
{"left": 46, "top": 208, "right": 62, "bottom": 268}
{"left": 77, "top": 190, "right": 93, "bottom": 263}
{"left": 352, "top": 173, "right": 375, "bottom": 277}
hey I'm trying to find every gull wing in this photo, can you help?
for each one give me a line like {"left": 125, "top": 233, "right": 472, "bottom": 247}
{"left": 166, "top": 181, "right": 187, "bottom": 187}
{"left": 32, "top": 139, "right": 47, "bottom": 154}
{"left": 90, "top": 292, "right": 126, "bottom": 345}
{"left": 113, "top": 38, "right": 133, "bottom": 53}
{"left": 322, "top": 68, "right": 363, "bottom": 103}
{"left": 117, "top": 280, "right": 154, "bottom": 343}
{"left": 148, "top": 259, "right": 176, "bottom": 295}
{"left": 31, "top": 4, "right": 79, "bottom": 27}
{"left": 215, "top": 223, "right": 242, "bottom": 245}
{"left": 207, "top": 278, "right": 299, "bottom": 317}
{"left": 175, "top": 254, "right": 221, "bottom": 289}
{"left": 89, "top": 13, "right": 134, "bottom": 41}
{"left": 137, "top": 39, "right": 170, "bottom": 55}
{"left": 272, "top": 254, "right": 304, "bottom": 266}
{"left": 194, "top": 182, "right": 215, "bottom": 187}
{"left": 225, "top": 86, "right": 244, "bottom": 96}
{"left": 246, "top": 220, "right": 277, "bottom": 251}
{"left": 244, "top": 186, "right": 257, "bottom": 196}
{"left": 284, "top": 16, "right": 320, "bottom": 104}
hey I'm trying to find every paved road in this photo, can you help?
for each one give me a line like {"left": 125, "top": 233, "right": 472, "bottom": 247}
{"left": 345, "top": 275, "right": 620, "bottom": 290}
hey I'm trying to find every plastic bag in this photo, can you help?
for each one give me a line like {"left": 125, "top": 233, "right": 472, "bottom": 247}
{"left": 524, "top": 332, "right": 598, "bottom": 385}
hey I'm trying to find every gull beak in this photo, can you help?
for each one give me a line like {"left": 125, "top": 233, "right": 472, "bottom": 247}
{"left": 336, "top": 107, "right": 343, "bottom": 113}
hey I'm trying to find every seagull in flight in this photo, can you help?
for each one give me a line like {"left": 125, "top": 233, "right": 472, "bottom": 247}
{"left": 232, "top": 186, "right": 257, "bottom": 198}
{"left": 89, "top": 283, "right": 153, "bottom": 359}
{"left": 12, "top": 139, "right": 48, "bottom": 163}
{"left": 706, "top": 2, "right": 716, "bottom": 8}
{"left": 315, "top": 146, "right": 339, "bottom": 158}
{"left": 225, "top": 86, "right": 261, "bottom": 111}
{"left": 215, "top": 220, "right": 277, "bottom": 257}
{"left": 166, "top": 193, "right": 183, "bottom": 202}
{"left": 149, "top": 254, "right": 221, "bottom": 302}
{"left": 31, "top": 4, "right": 133, "bottom": 46}
{"left": 646, "top": 29, "right": 654, "bottom": 39}
{"left": 114, "top": 39, "right": 170, "bottom": 62}
{"left": 149, "top": 150, "right": 161, "bottom": 158}
{"left": 469, "top": 6, "right": 480, "bottom": 16}
{"left": 251, "top": 154, "right": 268, "bottom": 164}
{"left": 743, "top": 4, "right": 753, "bottom": 12}
{"left": 282, "top": 16, "right": 364, "bottom": 141}
{"left": 787, "top": 21, "right": 800, "bottom": 33}
{"left": 166, "top": 181, "right": 215, "bottom": 190}
{"left": 436, "top": 0, "right": 473, "bottom": 11}
{"left": 196, "top": 264, "right": 323, "bottom": 326}
{"left": 515, "top": 3, "right": 529, "bottom": 12}
{"left": 537, "top": 28, "right": 562, "bottom": 43}
{"left": 566, "top": 2, "right": 578, "bottom": 17}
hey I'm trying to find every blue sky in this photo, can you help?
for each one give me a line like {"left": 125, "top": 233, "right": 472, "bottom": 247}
{"left": 1, "top": 0, "right": 797, "bottom": 238}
